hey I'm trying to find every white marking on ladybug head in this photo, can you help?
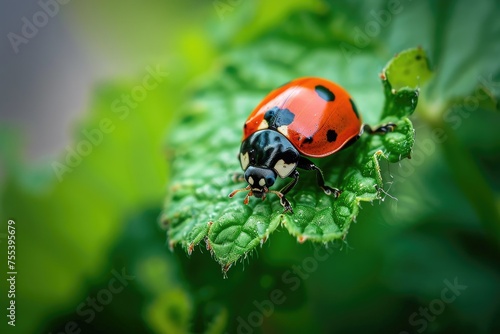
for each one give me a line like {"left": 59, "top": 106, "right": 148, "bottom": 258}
{"left": 259, "top": 178, "right": 266, "bottom": 187}
{"left": 277, "top": 125, "right": 289, "bottom": 138}
{"left": 274, "top": 159, "right": 296, "bottom": 178}
{"left": 248, "top": 176, "right": 254, "bottom": 185}
{"left": 257, "top": 119, "right": 269, "bottom": 130}
{"left": 240, "top": 152, "right": 250, "bottom": 170}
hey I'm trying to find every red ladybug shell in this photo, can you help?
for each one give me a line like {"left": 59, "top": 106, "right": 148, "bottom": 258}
{"left": 243, "top": 77, "right": 362, "bottom": 158}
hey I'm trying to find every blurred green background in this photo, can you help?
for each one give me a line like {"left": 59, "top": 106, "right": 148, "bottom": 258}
{"left": 1, "top": 0, "right": 499, "bottom": 333}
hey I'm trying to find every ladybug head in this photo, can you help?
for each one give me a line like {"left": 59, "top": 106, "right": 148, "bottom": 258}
{"left": 229, "top": 129, "right": 300, "bottom": 205}
{"left": 228, "top": 166, "right": 277, "bottom": 204}
{"left": 244, "top": 166, "right": 276, "bottom": 198}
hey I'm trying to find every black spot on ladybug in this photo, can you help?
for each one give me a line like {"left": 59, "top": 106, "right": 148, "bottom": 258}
{"left": 350, "top": 99, "right": 360, "bottom": 119}
{"left": 326, "top": 129, "right": 338, "bottom": 142}
{"left": 264, "top": 107, "right": 295, "bottom": 129}
{"left": 303, "top": 136, "right": 313, "bottom": 144}
{"left": 315, "top": 85, "right": 335, "bottom": 102}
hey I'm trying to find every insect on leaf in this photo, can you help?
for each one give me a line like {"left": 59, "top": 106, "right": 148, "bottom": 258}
{"left": 162, "top": 47, "right": 431, "bottom": 273}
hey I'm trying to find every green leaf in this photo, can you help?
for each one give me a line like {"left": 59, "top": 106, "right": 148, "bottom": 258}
{"left": 162, "top": 47, "right": 430, "bottom": 272}
{"left": 382, "top": 48, "right": 433, "bottom": 91}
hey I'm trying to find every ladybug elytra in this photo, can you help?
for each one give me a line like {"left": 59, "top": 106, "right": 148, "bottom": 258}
{"left": 229, "top": 77, "right": 394, "bottom": 213}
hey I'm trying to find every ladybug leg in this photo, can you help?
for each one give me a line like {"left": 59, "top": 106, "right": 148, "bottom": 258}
{"left": 231, "top": 173, "right": 245, "bottom": 183}
{"left": 279, "top": 170, "right": 300, "bottom": 196}
{"left": 270, "top": 170, "right": 299, "bottom": 214}
{"left": 298, "top": 157, "right": 341, "bottom": 198}
{"left": 363, "top": 123, "right": 396, "bottom": 134}
{"left": 270, "top": 190, "right": 294, "bottom": 214}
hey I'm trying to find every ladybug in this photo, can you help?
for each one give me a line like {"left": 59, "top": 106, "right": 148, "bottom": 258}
{"left": 229, "top": 77, "right": 394, "bottom": 213}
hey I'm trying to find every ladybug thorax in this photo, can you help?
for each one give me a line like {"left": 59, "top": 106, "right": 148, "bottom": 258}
{"left": 239, "top": 130, "right": 300, "bottom": 194}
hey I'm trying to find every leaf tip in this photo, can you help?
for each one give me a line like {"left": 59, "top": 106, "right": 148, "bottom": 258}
{"left": 297, "top": 235, "right": 307, "bottom": 244}
{"left": 205, "top": 237, "right": 213, "bottom": 253}
{"left": 168, "top": 240, "right": 176, "bottom": 252}
{"left": 222, "top": 263, "right": 232, "bottom": 277}
{"left": 260, "top": 235, "right": 269, "bottom": 247}
{"left": 187, "top": 243, "right": 195, "bottom": 256}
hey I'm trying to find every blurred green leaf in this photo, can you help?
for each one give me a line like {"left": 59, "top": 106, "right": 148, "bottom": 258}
{"left": 204, "top": 307, "right": 229, "bottom": 334}
{"left": 386, "top": 0, "right": 500, "bottom": 103}
{"left": 145, "top": 289, "right": 193, "bottom": 334}
{"left": 0, "top": 78, "right": 174, "bottom": 333}
{"left": 229, "top": 0, "right": 325, "bottom": 44}
{"left": 162, "top": 48, "right": 430, "bottom": 271}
